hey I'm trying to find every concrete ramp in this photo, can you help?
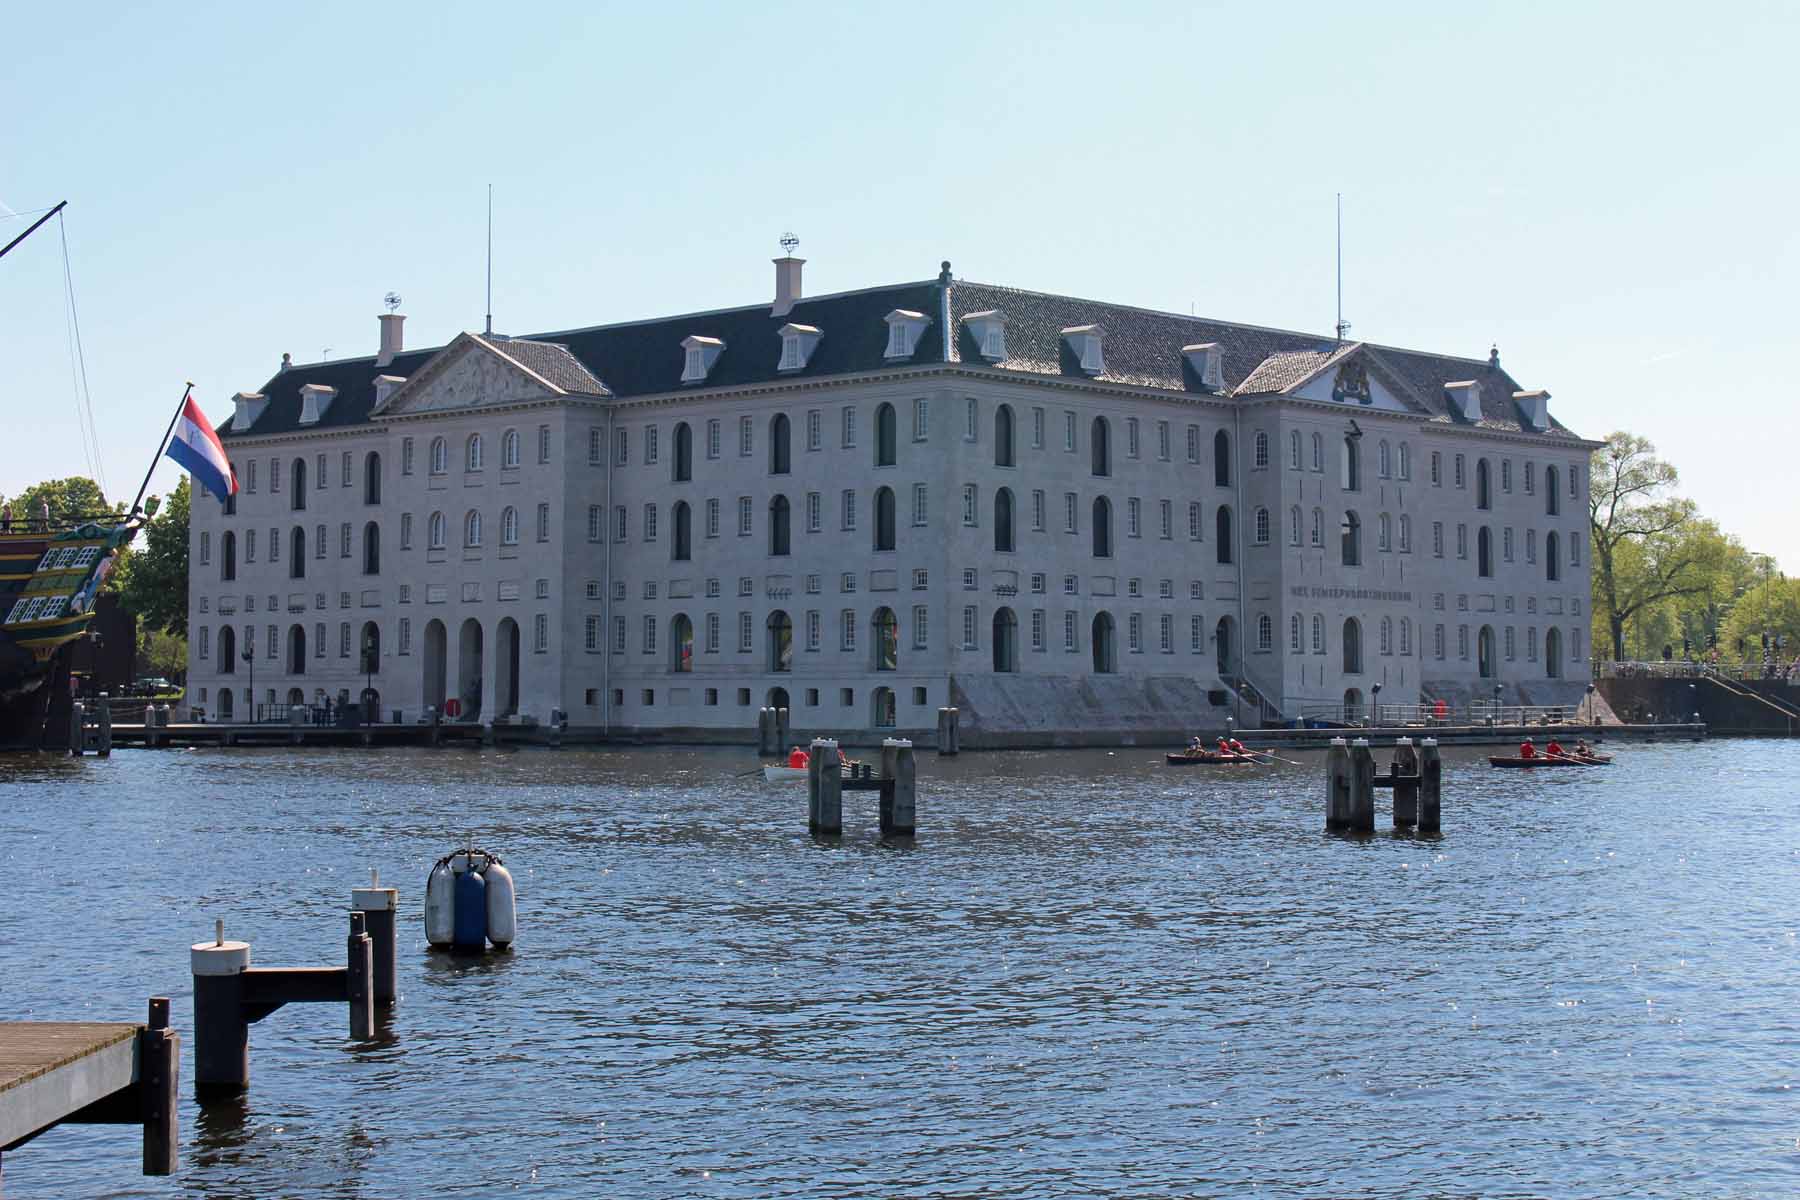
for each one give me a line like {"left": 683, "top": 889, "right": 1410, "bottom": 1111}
{"left": 1423, "top": 678, "right": 1616, "bottom": 723}
{"left": 949, "top": 674, "right": 1226, "bottom": 746}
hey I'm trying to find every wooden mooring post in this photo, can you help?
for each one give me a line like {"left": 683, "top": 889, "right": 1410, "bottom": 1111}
{"left": 935, "top": 706, "right": 960, "bottom": 755}
{"left": 190, "top": 898, "right": 382, "bottom": 1096}
{"left": 1344, "top": 736, "right": 1443, "bottom": 833}
{"left": 806, "top": 738, "right": 843, "bottom": 835}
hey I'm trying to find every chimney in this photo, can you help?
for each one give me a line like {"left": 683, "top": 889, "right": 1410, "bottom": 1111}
{"left": 772, "top": 256, "right": 804, "bottom": 318}
{"left": 377, "top": 312, "right": 405, "bottom": 367}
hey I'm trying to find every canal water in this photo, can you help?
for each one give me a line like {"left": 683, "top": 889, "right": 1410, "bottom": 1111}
{"left": 3, "top": 739, "right": 1796, "bottom": 1198}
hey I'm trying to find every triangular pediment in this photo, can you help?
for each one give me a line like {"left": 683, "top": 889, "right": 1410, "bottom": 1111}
{"left": 375, "top": 333, "right": 608, "bottom": 416}
{"left": 1286, "top": 345, "right": 1426, "bottom": 414}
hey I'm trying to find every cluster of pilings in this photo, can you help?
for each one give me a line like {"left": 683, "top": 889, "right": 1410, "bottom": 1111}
{"left": 807, "top": 737, "right": 917, "bottom": 836}
{"left": 935, "top": 706, "right": 960, "bottom": 755}
{"left": 67, "top": 694, "right": 114, "bottom": 756}
{"left": 1324, "top": 736, "right": 1442, "bottom": 834}
{"left": 756, "top": 706, "right": 792, "bottom": 757}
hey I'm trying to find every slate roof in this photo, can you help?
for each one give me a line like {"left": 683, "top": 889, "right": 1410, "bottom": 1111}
{"left": 219, "top": 272, "right": 1585, "bottom": 443}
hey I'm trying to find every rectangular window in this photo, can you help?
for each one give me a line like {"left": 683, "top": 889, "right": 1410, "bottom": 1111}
{"left": 1192, "top": 616, "right": 1204, "bottom": 653}
{"left": 1456, "top": 523, "right": 1467, "bottom": 559}
{"left": 644, "top": 504, "right": 658, "bottom": 542}
{"left": 399, "top": 513, "right": 413, "bottom": 550}
{"left": 806, "top": 610, "right": 821, "bottom": 652}
{"left": 1063, "top": 574, "right": 1078, "bottom": 596}
{"left": 645, "top": 425, "right": 658, "bottom": 465}
{"left": 587, "top": 505, "right": 601, "bottom": 542}
{"left": 584, "top": 616, "right": 600, "bottom": 652}
{"left": 962, "top": 485, "right": 977, "bottom": 526}
{"left": 806, "top": 492, "right": 821, "bottom": 533}
{"left": 705, "top": 613, "right": 720, "bottom": 653}
{"left": 615, "top": 505, "right": 628, "bottom": 542}
{"left": 1064, "top": 412, "right": 1077, "bottom": 452}
{"left": 1159, "top": 614, "right": 1173, "bottom": 654}
{"left": 1159, "top": 500, "right": 1173, "bottom": 540}
{"left": 1032, "top": 407, "right": 1045, "bottom": 448}
{"left": 841, "top": 490, "right": 856, "bottom": 530}
{"left": 706, "top": 419, "right": 721, "bottom": 460}
{"left": 739, "top": 415, "right": 753, "bottom": 457}
{"left": 1189, "top": 502, "right": 1202, "bottom": 541}
{"left": 1458, "top": 625, "right": 1470, "bottom": 660}
{"left": 1032, "top": 490, "right": 1046, "bottom": 532}
{"left": 1032, "top": 609, "right": 1046, "bottom": 651}
{"left": 962, "top": 606, "right": 978, "bottom": 649}
{"left": 738, "top": 497, "right": 753, "bottom": 537}
{"left": 912, "top": 484, "right": 928, "bottom": 527}
{"left": 589, "top": 428, "right": 603, "bottom": 465}
{"left": 1157, "top": 421, "right": 1171, "bottom": 461}
{"left": 245, "top": 529, "right": 256, "bottom": 562}
{"left": 841, "top": 572, "right": 858, "bottom": 594}
{"left": 912, "top": 569, "right": 928, "bottom": 591}
{"left": 1065, "top": 492, "right": 1078, "bottom": 533}
{"left": 1434, "top": 623, "right": 1446, "bottom": 659}
{"left": 913, "top": 397, "right": 929, "bottom": 441}
{"left": 1064, "top": 612, "right": 1077, "bottom": 652}
{"left": 339, "top": 622, "right": 351, "bottom": 657}
{"left": 340, "top": 523, "right": 351, "bottom": 558}
{"left": 199, "top": 531, "right": 211, "bottom": 564}
{"left": 1503, "top": 527, "right": 1514, "bottom": 561}
{"left": 271, "top": 458, "right": 281, "bottom": 492}
{"left": 1128, "top": 613, "right": 1142, "bottom": 653}
{"left": 1501, "top": 459, "right": 1512, "bottom": 492}
{"left": 1454, "top": 454, "right": 1466, "bottom": 488}
{"left": 536, "top": 503, "right": 549, "bottom": 543}
{"left": 643, "top": 615, "right": 657, "bottom": 655}
{"left": 965, "top": 397, "right": 978, "bottom": 441}
{"left": 1432, "top": 521, "right": 1444, "bottom": 557}
{"left": 1031, "top": 572, "right": 1047, "bottom": 594}
{"left": 912, "top": 605, "right": 929, "bottom": 649}
{"left": 841, "top": 406, "right": 856, "bottom": 448}
{"left": 706, "top": 498, "right": 720, "bottom": 539}
{"left": 807, "top": 409, "right": 822, "bottom": 451}
{"left": 739, "top": 576, "right": 753, "bottom": 597}
{"left": 1186, "top": 425, "right": 1200, "bottom": 463}
{"left": 1126, "top": 417, "right": 1140, "bottom": 458}
{"left": 534, "top": 614, "right": 548, "bottom": 653}
{"left": 537, "top": 426, "right": 550, "bottom": 464}
{"left": 615, "top": 428, "right": 629, "bottom": 466}
{"left": 739, "top": 612, "right": 753, "bottom": 653}
{"left": 268, "top": 527, "right": 280, "bottom": 562}
{"left": 1126, "top": 498, "right": 1141, "bottom": 538}
{"left": 962, "top": 568, "right": 977, "bottom": 591}
{"left": 1430, "top": 452, "right": 1442, "bottom": 486}
{"left": 840, "top": 609, "right": 857, "bottom": 652}
{"left": 612, "top": 616, "right": 626, "bottom": 654}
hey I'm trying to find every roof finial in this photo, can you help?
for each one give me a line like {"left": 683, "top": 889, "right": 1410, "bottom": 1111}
{"left": 1488, "top": 343, "right": 1500, "bottom": 369}
{"left": 279, "top": 352, "right": 291, "bottom": 373}
{"left": 938, "top": 260, "right": 952, "bottom": 286}
{"left": 780, "top": 231, "right": 799, "bottom": 257}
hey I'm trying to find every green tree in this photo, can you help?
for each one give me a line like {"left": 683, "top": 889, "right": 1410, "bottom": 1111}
{"left": 118, "top": 477, "right": 189, "bottom": 636}
{"left": 136, "top": 628, "right": 188, "bottom": 682}
{"left": 1, "top": 476, "right": 117, "bottom": 526}
{"left": 1589, "top": 433, "right": 1725, "bottom": 661}
{"left": 1719, "top": 570, "right": 1800, "bottom": 665}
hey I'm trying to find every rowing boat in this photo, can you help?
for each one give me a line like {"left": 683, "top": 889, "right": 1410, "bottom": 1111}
{"left": 761, "top": 760, "right": 862, "bottom": 783}
{"left": 1487, "top": 754, "right": 1613, "bottom": 768}
{"left": 1165, "top": 752, "right": 1260, "bottom": 766}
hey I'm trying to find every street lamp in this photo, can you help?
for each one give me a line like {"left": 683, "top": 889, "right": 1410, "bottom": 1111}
{"left": 1493, "top": 682, "right": 1504, "bottom": 727}
{"left": 242, "top": 642, "right": 255, "bottom": 723}
{"left": 361, "top": 631, "right": 377, "bottom": 725}
{"left": 1370, "top": 682, "right": 1382, "bottom": 728}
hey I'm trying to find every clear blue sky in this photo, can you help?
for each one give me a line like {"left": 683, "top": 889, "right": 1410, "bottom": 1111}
{"left": 3, "top": 2, "right": 1794, "bottom": 566}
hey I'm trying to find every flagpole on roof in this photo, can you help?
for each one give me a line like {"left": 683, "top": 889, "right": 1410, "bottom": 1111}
{"left": 129, "top": 382, "right": 194, "bottom": 518}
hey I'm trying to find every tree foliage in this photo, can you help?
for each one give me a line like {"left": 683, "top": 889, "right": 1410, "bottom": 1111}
{"left": 118, "top": 477, "right": 190, "bottom": 636}
{"left": 137, "top": 628, "right": 189, "bottom": 680}
{"left": 1719, "top": 574, "right": 1800, "bottom": 663}
{"left": 0, "top": 476, "right": 117, "bottom": 526}
{"left": 1588, "top": 432, "right": 1727, "bottom": 660}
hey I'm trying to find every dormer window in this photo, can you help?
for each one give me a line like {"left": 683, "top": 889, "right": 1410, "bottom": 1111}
{"left": 1061, "top": 324, "right": 1105, "bottom": 375}
{"left": 1445, "top": 380, "right": 1483, "bottom": 423}
{"left": 1182, "top": 343, "right": 1225, "bottom": 391}
{"left": 962, "top": 310, "right": 1008, "bottom": 362}
{"left": 231, "top": 391, "right": 268, "bottom": 432}
{"left": 1514, "top": 389, "right": 1550, "bottom": 432}
{"left": 883, "top": 309, "right": 930, "bottom": 360}
{"left": 680, "top": 335, "right": 725, "bottom": 384}
{"left": 298, "top": 383, "right": 337, "bottom": 426}
{"left": 372, "top": 375, "right": 407, "bottom": 412}
{"left": 776, "top": 323, "right": 822, "bottom": 372}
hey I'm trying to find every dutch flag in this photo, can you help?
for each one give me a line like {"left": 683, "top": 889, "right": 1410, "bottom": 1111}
{"left": 165, "top": 393, "right": 238, "bottom": 502}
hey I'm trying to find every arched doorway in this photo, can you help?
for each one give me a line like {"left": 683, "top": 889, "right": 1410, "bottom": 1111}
{"left": 218, "top": 625, "right": 236, "bottom": 675}
{"left": 872, "top": 607, "right": 898, "bottom": 671}
{"left": 287, "top": 686, "right": 305, "bottom": 708}
{"left": 457, "top": 618, "right": 484, "bottom": 720}
{"left": 1342, "top": 618, "right": 1362, "bottom": 675}
{"left": 767, "top": 610, "right": 793, "bottom": 673}
{"left": 287, "top": 624, "right": 306, "bottom": 675}
{"left": 422, "top": 619, "right": 447, "bottom": 712}
{"left": 871, "top": 686, "right": 897, "bottom": 729}
{"left": 217, "top": 688, "right": 234, "bottom": 720}
{"left": 1343, "top": 687, "right": 1364, "bottom": 723}
{"left": 767, "top": 686, "right": 790, "bottom": 711}
{"left": 494, "top": 618, "right": 520, "bottom": 717}
{"left": 1545, "top": 627, "right": 1563, "bottom": 679}
{"left": 1215, "top": 615, "right": 1236, "bottom": 675}
{"left": 1478, "top": 625, "right": 1496, "bottom": 679}
{"left": 671, "top": 614, "right": 694, "bottom": 673}
{"left": 992, "top": 607, "right": 1018, "bottom": 673}
{"left": 1092, "top": 612, "right": 1116, "bottom": 674}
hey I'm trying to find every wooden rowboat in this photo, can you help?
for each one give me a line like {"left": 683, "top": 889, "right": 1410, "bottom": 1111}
{"left": 1165, "top": 752, "right": 1260, "bottom": 766}
{"left": 761, "top": 759, "right": 863, "bottom": 783}
{"left": 1487, "top": 754, "right": 1613, "bottom": 768}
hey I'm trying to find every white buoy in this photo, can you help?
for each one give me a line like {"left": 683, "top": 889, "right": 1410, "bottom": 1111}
{"left": 424, "top": 860, "right": 456, "bottom": 948}
{"left": 484, "top": 861, "right": 517, "bottom": 947}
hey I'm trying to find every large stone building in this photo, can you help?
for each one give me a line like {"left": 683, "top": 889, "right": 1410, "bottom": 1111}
{"left": 185, "top": 256, "right": 1597, "bottom": 739}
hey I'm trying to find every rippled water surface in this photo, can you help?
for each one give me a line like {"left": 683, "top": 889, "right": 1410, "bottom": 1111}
{"left": 3, "top": 739, "right": 1797, "bottom": 1198}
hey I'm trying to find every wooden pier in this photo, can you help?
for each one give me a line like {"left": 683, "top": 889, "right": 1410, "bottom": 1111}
{"left": 0, "top": 999, "right": 178, "bottom": 1181}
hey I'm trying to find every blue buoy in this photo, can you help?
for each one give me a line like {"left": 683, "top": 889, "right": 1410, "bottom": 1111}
{"left": 452, "top": 866, "right": 488, "bottom": 951}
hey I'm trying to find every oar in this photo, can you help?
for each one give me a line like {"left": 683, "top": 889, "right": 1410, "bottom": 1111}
{"left": 1542, "top": 751, "right": 1591, "bottom": 766}
{"left": 733, "top": 765, "right": 767, "bottom": 777}
{"left": 1246, "top": 750, "right": 1307, "bottom": 766}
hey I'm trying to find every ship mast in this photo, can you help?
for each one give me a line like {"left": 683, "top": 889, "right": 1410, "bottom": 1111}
{"left": 0, "top": 201, "right": 67, "bottom": 263}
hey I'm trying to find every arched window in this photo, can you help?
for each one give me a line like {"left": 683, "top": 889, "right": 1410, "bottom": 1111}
{"left": 1546, "top": 530, "right": 1561, "bottom": 581}
{"left": 465, "top": 510, "right": 482, "bottom": 547}
{"left": 1341, "top": 511, "right": 1361, "bottom": 567}
{"left": 1342, "top": 434, "right": 1361, "bottom": 492}
{"left": 429, "top": 437, "right": 447, "bottom": 475}
{"left": 671, "top": 614, "right": 694, "bottom": 673}
{"left": 872, "top": 608, "right": 899, "bottom": 671}
{"left": 221, "top": 531, "right": 237, "bottom": 581}
{"left": 362, "top": 522, "right": 380, "bottom": 574}
{"left": 1399, "top": 514, "right": 1412, "bottom": 552}
{"left": 995, "top": 404, "right": 1015, "bottom": 468}
{"left": 1312, "top": 613, "right": 1325, "bottom": 654}
{"left": 466, "top": 434, "right": 483, "bottom": 472}
{"left": 1477, "top": 526, "right": 1493, "bottom": 577}
{"left": 770, "top": 414, "right": 791, "bottom": 475}
{"left": 428, "top": 511, "right": 445, "bottom": 549}
{"left": 874, "top": 487, "right": 896, "bottom": 552}
{"left": 290, "top": 457, "right": 307, "bottom": 510}
{"left": 1546, "top": 465, "right": 1561, "bottom": 515}
{"left": 673, "top": 422, "right": 693, "bottom": 482}
{"left": 672, "top": 501, "right": 692, "bottom": 561}
{"left": 1092, "top": 496, "right": 1112, "bottom": 558}
{"left": 1478, "top": 625, "right": 1496, "bottom": 679}
{"left": 992, "top": 608, "right": 1018, "bottom": 673}
{"left": 1342, "top": 618, "right": 1362, "bottom": 674}
{"left": 287, "top": 527, "right": 304, "bottom": 579}
{"left": 364, "top": 451, "right": 381, "bottom": 504}
{"left": 769, "top": 495, "right": 791, "bottom": 556}
{"left": 1091, "top": 612, "right": 1115, "bottom": 674}
{"left": 1545, "top": 627, "right": 1564, "bottom": 679}
{"left": 994, "top": 487, "right": 1015, "bottom": 552}
{"left": 1378, "top": 512, "right": 1392, "bottom": 552}
{"left": 1311, "top": 507, "right": 1323, "bottom": 547}
{"left": 1253, "top": 506, "right": 1270, "bottom": 545}
{"left": 767, "top": 610, "right": 793, "bottom": 673}
{"left": 1289, "top": 505, "right": 1302, "bottom": 546}
{"left": 1290, "top": 613, "right": 1302, "bottom": 652}
{"left": 1474, "top": 458, "right": 1491, "bottom": 510}
{"left": 1399, "top": 619, "right": 1411, "bottom": 655}
{"left": 1215, "top": 505, "right": 1233, "bottom": 563}
{"left": 1289, "top": 430, "right": 1302, "bottom": 469}
{"left": 875, "top": 402, "right": 897, "bottom": 467}
{"left": 1380, "top": 616, "right": 1393, "bottom": 655}
{"left": 1091, "top": 417, "right": 1111, "bottom": 477}
{"left": 501, "top": 507, "right": 518, "bottom": 546}
{"left": 502, "top": 430, "right": 520, "bottom": 469}
{"left": 1257, "top": 614, "right": 1273, "bottom": 651}
{"left": 1398, "top": 443, "right": 1411, "bottom": 479}
{"left": 1213, "top": 430, "right": 1231, "bottom": 487}
{"left": 1378, "top": 440, "right": 1391, "bottom": 479}
{"left": 1253, "top": 431, "right": 1269, "bottom": 469}
{"left": 1311, "top": 433, "right": 1323, "bottom": 471}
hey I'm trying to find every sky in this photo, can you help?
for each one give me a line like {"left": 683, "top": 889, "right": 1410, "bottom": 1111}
{"left": 3, "top": 1, "right": 1795, "bottom": 566}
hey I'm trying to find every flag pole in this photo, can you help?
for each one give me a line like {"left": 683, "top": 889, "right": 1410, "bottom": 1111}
{"left": 130, "top": 382, "right": 194, "bottom": 517}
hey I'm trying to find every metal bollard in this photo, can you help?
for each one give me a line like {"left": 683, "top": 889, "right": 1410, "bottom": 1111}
{"left": 191, "top": 926, "right": 252, "bottom": 1094}
{"left": 141, "top": 996, "right": 179, "bottom": 1175}
{"left": 351, "top": 874, "right": 399, "bottom": 1007}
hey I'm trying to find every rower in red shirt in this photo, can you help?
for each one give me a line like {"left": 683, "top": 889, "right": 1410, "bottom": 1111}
{"left": 1545, "top": 739, "right": 1566, "bottom": 759}
{"left": 1518, "top": 738, "right": 1537, "bottom": 759}
{"left": 787, "top": 745, "right": 809, "bottom": 769}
